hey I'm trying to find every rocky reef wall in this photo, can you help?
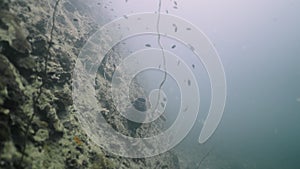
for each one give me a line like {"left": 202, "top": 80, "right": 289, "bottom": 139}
{"left": 0, "top": 0, "right": 179, "bottom": 169}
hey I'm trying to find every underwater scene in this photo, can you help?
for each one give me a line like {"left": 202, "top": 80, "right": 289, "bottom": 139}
{"left": 0, "top": 0, "right": 300, "bottom": 169}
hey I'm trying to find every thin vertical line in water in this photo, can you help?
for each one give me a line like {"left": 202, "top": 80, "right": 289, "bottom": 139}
{"left": 154, "top": 0, "right": 167, "bottom": 112}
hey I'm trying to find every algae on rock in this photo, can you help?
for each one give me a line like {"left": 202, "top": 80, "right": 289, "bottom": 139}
{"left": 0, "top": 0, "right": 180, "bottom": 169}
{"left": 0, "top": 10, "right": 32, "bottom": 53}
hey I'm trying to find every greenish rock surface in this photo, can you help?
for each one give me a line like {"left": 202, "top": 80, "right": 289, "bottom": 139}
{"left": 0, "top": 0, "right": 180, "bottom": 169}
{"left": 33, "top": 129, "right": 49, "bottom": 142}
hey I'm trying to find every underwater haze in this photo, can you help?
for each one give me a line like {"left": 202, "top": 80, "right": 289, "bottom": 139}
{"left": 90, "top": 0, "right": 300, "bottom": 168}
{"left": 1, "top": 0, "right": 298, "bottom": 168}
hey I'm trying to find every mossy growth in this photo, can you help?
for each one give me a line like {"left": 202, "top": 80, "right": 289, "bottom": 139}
{"left": 0, "top": 10, "right": 32, "bottom": 53}
{"left": 91, "top": 152, "right": 116, "bottom": 169}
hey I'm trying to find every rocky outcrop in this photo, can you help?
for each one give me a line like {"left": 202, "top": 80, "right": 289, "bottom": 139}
{"left": 0, "top": 0, "right": 179, "bottom": 169}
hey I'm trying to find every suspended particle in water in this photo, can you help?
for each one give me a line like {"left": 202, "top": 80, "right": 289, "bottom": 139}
{"left": 172, "top": 23, "right": 178, "bottom": 32}
{"left": 186, "top": 27, "right": 191, "bottom": 31}
{"left": 187, "top": 79, "right": 191, "bottom": 86}
{"left": 173, "top": 6, "right": 178, "bottom": 9}
{"left": 177, "top": 60, "right": 180, "bottom": 66}
{"left": 174, "top": 1, "right": 177, "bottom": 6}
{"left": 125, "top": 0, "right": 128, "bottom": 2}
{"left": 145, "top": 44, "right": 151, "bottom": 47}
{"left": 123, "top": 15, "right": 128, "bottom": 19}
{"left": 192, "top": 64, "right": 195, "bottom": 68}
{"left": 166, "top": 10, "right": 169, "bottom": 14}
{"left": 188, "top": 44, "right": 195, "bottom": 51}
{"left": 171, "top": 44, "right": 176, "bottom": 49}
